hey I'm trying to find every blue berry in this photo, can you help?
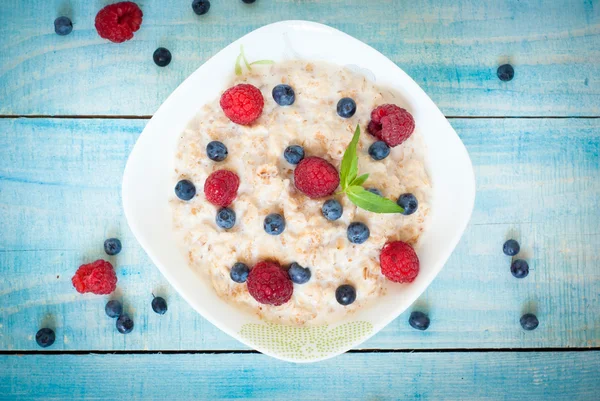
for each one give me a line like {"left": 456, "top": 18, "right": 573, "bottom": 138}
{"left": 272, "top": 84, "right": 295, "bottom": 106}
{"left": 105, "top": 300, "right": 123, "bottom": 318}
{"left": 366, "top": 188, "right": 383, "bottom": 197}
{"left": 408, "top": 311, "right": 430, "bottom": 331}
{"left": 153, "top": 47, "right": 172, "bottom": 67}
{"left": 230, "top": 262, "right": 250, "bottom": 283}
{"left": 288, "top": 262, "right": 311, "bottom": 284}
{"left": 497, "top": 64, "right": 514, "bottom": 81}
{"left": 207, "top": 141, "right": 228, "bottom": 162}
{"left": 284, "top": 145, "right": 304, "bottom": 164}
{"left": 35, "top": 328, "right": 55, "bottom": 348}
{"left": 347, "top": 222, "right": 370, "bottom": 244}
{"left": 54, "top": 16, "right": 73, "bottom": 36}
{"left": 511, "top": 259, "right": 529, "bottom": 278}
{"left": 503, "top": 239, "right": 520, "bottom": 256}
{"left": 322, "top": 199, "right": 343, "bottom": 221}
{"left": 216, "top": 208, "right": 236, "bottom": 229}
{"left": 151, "top": 297, "right": 168, "bottom": 315}
{"left": 175, "top": 179, "right": 196, "bottom": 201}
{"left": 335, "top": 284, "right": 356, "bottom": 305}
{"left": 520, "top": 313, "right": 539, "bottom": 331}
{"left": 242, "top": 0, "right": 256, "bottom": 3}
{"left": 336, "top": 97, "right": 357, "bottom": 118}
{"left": 368, "top": 141, "right": 390, "bottom": 161}
{"left": 104, "top": 238, "right": 122, "bottom": 256}
{"left": 264, "top": 213, "right": 285, "bottom": 235}
{"left": 192, "top": 0, "right": 211, "bottom": 15}
{"left": 397, "top": 193, "right": 418, "bottom": 215}
{"left": 116, "top": 314, "right": 134, "bottom": 334}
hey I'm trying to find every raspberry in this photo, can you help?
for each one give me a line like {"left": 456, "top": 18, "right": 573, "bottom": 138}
{"left": 367, "top": 104, "right": 415, "bottom": 147}
{"left": 72, "top": 260, "right": 117, "bottom": 295}
{"left": 246, "top": 261, "right": 293, "bottom": 306}
{"left": 204, "top": 170, "right": 240, "bottom": 207}
{"left": 95, "top": 2, "right": 143, "bottom": 43}
{"left": 220, "top": 84, "right": 264, "bottom": 125}
{"left": 294, "top": 157, "right": 340, "bottom": 198}
{"left": 379, "top": 241, "right": 420, "bottom": 283}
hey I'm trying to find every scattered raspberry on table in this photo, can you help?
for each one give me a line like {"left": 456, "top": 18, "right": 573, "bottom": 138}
{"left": 72, "top": 259, "right": 117, "bottom": 295}
{"left": 95, "top": 1, "right": 143, "bottom": 43}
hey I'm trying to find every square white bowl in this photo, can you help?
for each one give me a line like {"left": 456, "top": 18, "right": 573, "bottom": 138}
{"left": 122, "top": 20, "right": 475, "bottom": 363}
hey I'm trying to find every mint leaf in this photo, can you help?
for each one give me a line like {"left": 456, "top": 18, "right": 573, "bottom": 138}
{"left": 346, "top": 186, "right": 405, "bottom": 214}
{"left": 351, "top": 173, "right": 369, "bottom": 187}
{"left": 250, "top": 60, "right": 275, "bottom": 65}
{"left": 340, "top": 125, "right": 361, "bottom": 189}
{"left": 240, "top": 45, "right": 251, "bottom": 71}
{"left": 234, "top": 53, "right": 243, "bottom": 76}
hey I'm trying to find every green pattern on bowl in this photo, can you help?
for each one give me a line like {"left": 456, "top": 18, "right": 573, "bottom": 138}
{"left": 239, "top": 321, "right": 373, "bottom": 360}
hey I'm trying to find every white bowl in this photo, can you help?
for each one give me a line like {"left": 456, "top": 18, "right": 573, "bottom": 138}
{"left": 122, "top": 20, "right": 475, "bottom": 363}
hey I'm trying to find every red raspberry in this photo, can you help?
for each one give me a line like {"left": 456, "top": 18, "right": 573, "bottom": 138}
{"left": 246, "top": 261, "right": 293, "bottom": 306}
{"left": 204, "top": 170, "right": 240, "bottom": 207}
{"left": 294, "top": 157, "right": 340, "bottom": 198}
{"left": 379, "top": 241, "right": 420, "bottom": 283}
{"left": 220, "top": 84, "right": 264, "bottom": 125}
{"left": 367, "top": 104, "right": 415, "bottom": 147}
{"left": 72, "top": 260, "right": 117, "bottom": 295}
{"left": 95, "top": 2, "right": 143, "bottom": 43}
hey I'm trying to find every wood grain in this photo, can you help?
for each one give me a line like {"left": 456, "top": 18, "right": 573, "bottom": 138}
{"left": 1, "top": 352, "right": 599, "bottom": 400}
{"left": 0, "top": 0, "right": 598, "bottom": 116}
{"left": 0, "top": 117, "right": 598, "bottom": 351}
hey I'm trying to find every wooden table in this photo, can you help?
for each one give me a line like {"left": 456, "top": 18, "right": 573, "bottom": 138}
{"left": 1, "top": 1, "right": 599, "bottom": 399}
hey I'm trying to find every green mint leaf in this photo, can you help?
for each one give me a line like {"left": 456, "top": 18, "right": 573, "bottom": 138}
{"left": 340, "top": 125, "right": 361, "bottom": 190}
{"left": 240, "top": 45, "right": 251, "bottom": 71}
{"left": 250, "top": 60, "right": 275, "bottom": 65}
{"left": 351, "top": 173, "right": 369, "bottom": 187}
{"left": 234, "top": 53, "right": 243, "bottom": 76}
{"left": 346, "top": 185, "right": 405, "bottom": 214}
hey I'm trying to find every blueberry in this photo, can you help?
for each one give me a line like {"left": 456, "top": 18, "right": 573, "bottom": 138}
{"left": 54, "top": 16, "right": 73, "bottom": 36}
{"left": 520, "top": 313, "right": 539, "bottom": 331}
{"left": 192, "top": 0, "right": 211, "bottom": 15}
{"left": 151, "top": 297, "right": 168, "bottom": 315}
{"left": 336, "top": 97, "right": 357, "bottom": 118}
{"left": 230, "top": 262, "right": 250, "bottom": 283}
{"left": 503, "top": 239, "right": 520, "bottom": 256}
{"left": 35, "top": 328, "right": 55, "bottom": 348}
{"left": 511, "top": 259, "right": 529, "bottom": 278}
{"left": 105, "top": 300, "right": 123, "bottom": 318}
{"left": 175, "top": 179, "right": 196, "bottom": 201}
{"left": 366, "top": 188, "right": 383, "bottom": 197}
{"left": 284, "top": 145, "right": 304, "bottom": 165}
{"left": 207, "top": 141, "right": 228, "bottom": 162}
{"left": 288, "top": 262, "right": 311, "bottom": 284}
{"left": 497, "top": 64, "right": 514, "bottom": 81}
{"left": 242, "top": 0, "right": 256, "bottom": 3}
{"left": 397, "top": 193, "right": 418, "bottom": 215}
{"left": 368, "top": 141, "right": 390, "bottom": 161}
{"left": 153, "top": 47, "right": 172, "bottom": 67}
{"left": 216, "top": 208, "right": 236, "bottom": 229}
{"left": 322, "top": 199, "right": 343, "bottom": 221}
{"left": 116, "top": 314, "right": 134, "bottom": 334}
{"left": 104, "top": 238, "right": 122, "bottom": 256}
{"left": 335, "top": 284, "right": 356, "bottom": 305}
{"left": 272, "top": 84, "right": 295, "bottom": 106}
{"left": 347, "top": 222, "right": 370, "bottom": 244}
{"left": 408, "top": 311, "right": 430, "bottom": 331}
{"left": 264, "top": 213, "right": 285, "bottom": 235}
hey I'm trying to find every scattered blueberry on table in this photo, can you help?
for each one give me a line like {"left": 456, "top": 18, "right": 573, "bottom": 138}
{"left": 105, "top": 300, "right": 123, "bottom": 318}
{"left": 322, "top": 199, "right": 343, "bottom": 221}
{"left": 116, "top": 314, "right": 134, "bottom": 334}
{"left": 409, "top": 311, "right": 430, "bottom": 331}
{"left": 54, "top": 16, "right": 73, "bottom": 36}
{"left": 264, "top": 213, "right": 286, "bottom": 235}
{"left": 272, "top": 84, "right": 295, "bottom": 106}
{"left": 397, "top": 193, "right": 418, "bottom": 215}
{"left": 207, "top": 141, "right": 228, "bottom": 162}
{"left": 520, "top": 313, "right": 539, "bottom": 331}
{"left": 368, "top": 141, "right": 390, "bottom": 161}
{"left": 497, "top": 64, "right": 515, "bottom": 82}
{"left": 242, "top": 0, "right": 256, "bottom": 3}
{"left": 366, "top": 188, "right": 383, "bottom": 197}
{"left": 191, "top": 0, "right": 211, "bottom": 15}
{"left": 216, "top": 208, "right": 236, "bottom": 229}
{"left": 347, "top": 222, "right": 370, "bottom": 244}
{"left": 284, "top": 145, "right": 304, "bottom": 165}
{"left": 230, "top": 262, "right": 250, "bottom": 283}
{"left": 35, "top": 328, "right": 56, "bottom": 348}
{"left": 335, "top": 284, "right": 356, "bottom": 306}
{"left": 151, "top": 297, "right": 168, "bottom": 315}
{"left": 175, "top": 179, "right": 196, "bottom": 201}
{"left": 511, "top": 259, "right": 529, "bottom": 278}
{"left": 104, "top": 238, "right": 122, "bottom": 255}
{"left": 153, "top": 47, "right": 172, "bottom": 67}
{"left": 288, "top": 263, "right": 311, "bottom": 284}
{"left": 336, "top": 97, "right": 357, "bottom": 118}
{"left": 503, "top": 239, "right": 520, "bottom": 256}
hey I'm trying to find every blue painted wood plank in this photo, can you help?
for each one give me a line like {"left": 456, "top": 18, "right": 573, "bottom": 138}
{"left": 0, "top": 117, "right": 598, "bottom": 351}
{"left": 0, "top": 0, "right": 598, "bottom": 116}
{"left": 1, "top": 352, "right": 599, "bottom": 400}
